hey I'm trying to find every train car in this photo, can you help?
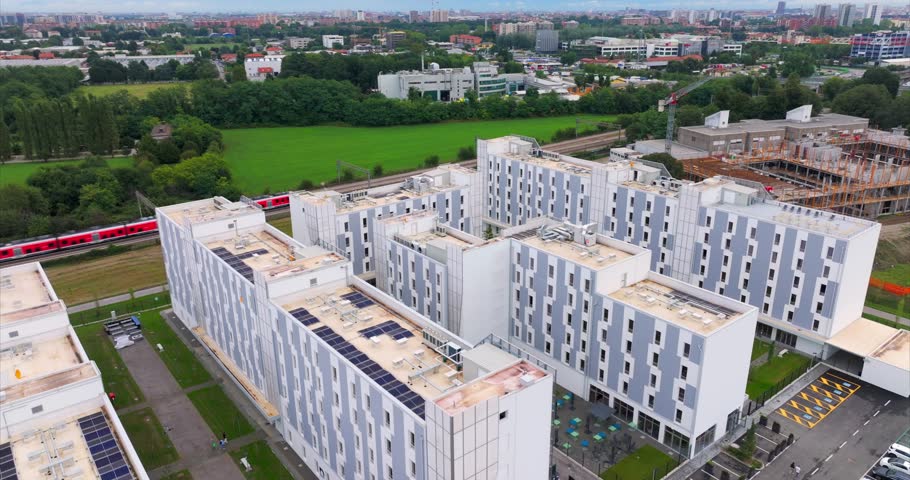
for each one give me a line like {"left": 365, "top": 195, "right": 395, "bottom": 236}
{"left": 125, "top": 218, "right": 157, "bottom": 235}
{"left": 0, "top": 235, "right": 59, "bottom": 259}
{"left": 254, "top": 193, "right": 290, "bottom": 209}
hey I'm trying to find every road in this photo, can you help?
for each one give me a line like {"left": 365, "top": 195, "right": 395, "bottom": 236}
{"left": 1, "top": 129, "right": 624, "bottom": 267}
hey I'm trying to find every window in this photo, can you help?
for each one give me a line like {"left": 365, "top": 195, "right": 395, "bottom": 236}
{"left": 648, "top": 395, "right": 655, "bottom": 408}
{"left": 681, "top": 365, "right": 688, "bottom": 380}
{"left": 650, "top": 373, "right": 657, "bottom": 387}
{"left": 826, "top": 246, "right": 834, "bottom": 259}
{"left": 623, "top": 361, "right": 630, "bottom": 374}
{"left": 409, "top": 431, "right": 415, "bottom": 448}
{"left": 774, "top": 233, "right": 780, "bottom": 246}
{"left": 386, "top": 439, "right": 392, "bottom": 454}
{"left": 678, "top": 388, "right": 686, "bottom": 402}
{"left": 625, "top": 340, "right": 632, "bottom": 353}
{"left": 652, "top": 352, "right": 659, "bottom": 367}
{"left": 569, "top": 273, "right": 575, "bottom": 286}
{"left": 384, "top": 410, "right": 391, "bottom": 427}
{"left": 819, "top": 284, "right": 827, "bottom": 295}
{"left": 793, "top": 276, "right": 800, "bottom": 288}
{"left": 799, "top": 240, "right": 806, "bottom": 252}
{"left": 675, "top": 409, "right": 683, "bottom": 423}
{"left": 500, "top": 411, "right": 508, "bottom": 420}
{"left": 654, "top": 331, "right": 662, "bottom": 345}
{"left": 627, "top": 319, "right": 634, "bottom": 333}
{"left": 622, "top": 381, "right": 629, "bottom": 395}
{"left": 787, "top": 311, "right": 794, "bottom": 321}
{"left": 812, "top": 319, "right": 820, "bottom": 331}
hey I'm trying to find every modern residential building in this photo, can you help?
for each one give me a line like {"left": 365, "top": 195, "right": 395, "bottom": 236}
{"left": 814, "top": 3, "right": 833, "bottom": 18}
{"left": 322, "top": 34, "right": 345, "bottom": 48}
{"left": 156, "top": 196, "right": 555, "bottom": 480}
{"left": 449, "top": 34, "right": 482, "bottom": 46}
{"left": 244, "top": 53, "right": 283, "bottom": 80}
{"left": 475, "top": 136, "right": 884, "bottom": 367}
{"left": 287, "top": 36, "right": 315, "bottom": 49}
{"left": 289, "top": 166, "right": 480, "bottom": 275}
{"left": 535, "top": 30, "right": 559, "bottom": 53}
{"left": 0, "top": 262, "right": 148, "bottom": 480}
{"left": 863, "top": 3, "right": 882, "bottom": 25}
{"left": 776, "top": 1, "right": 787, "bottom": 14}
{"left": 429, "top": 9, "right": 448, "bottom": 23}
{"left": 372, "top": 211, "right": 760, "bottom": 457}
{"left": 384, "top": 31, "right": 407, "bottom": 49}
{"left": 837, "top": 3, "right": 856, "bottom": 26}
{"left": 378, "top": 62, "right": 519, "bottom": 101}
{"left": 722, "top": 43, "right": 743, "bottom": 55}
{"left": 409, "top": 10, "right": 419, "bottom": 23}
{"left": 849, "top": 30, "right": 910, "bottom": 60}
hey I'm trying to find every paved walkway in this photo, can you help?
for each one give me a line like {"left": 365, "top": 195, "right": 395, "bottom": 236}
{"left": 862, "top": 306, "right": 909, "bottom": 326}
{"left": 162, "top": 309, "right": 318, "bottom": 480}
{"left": 118, "top": 338, "right": 244, "bottom": 480}
{"left": 68, "top": 285, "right": 168, "bottom": 313}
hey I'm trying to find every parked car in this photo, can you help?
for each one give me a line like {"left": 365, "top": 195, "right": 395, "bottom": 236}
{"left": 888, "top": 444, "right": 910, "bottom": 464}
{"left": 880, "top": 457, "right": 910, "bottom": 475}
{"left": 871, "top": 465, "right": 910, "bottom": 480}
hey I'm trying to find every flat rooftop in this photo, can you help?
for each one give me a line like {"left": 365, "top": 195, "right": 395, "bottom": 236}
{"left": 486, "top": 136, "right": 598, "bottom": 176}
{"left": 0, "top": 265, "right": 62, "bottom": 324}
{"left": 298, "top": 166, "right": 474, "bottom": 215}
{"left": 516, "top": 235, "right": 632, "bottom": 270}
{"left": 3, "top": 408, "right": 138, "bottom": 480}
{"left": 828, "top": 318, "right": 910, "bottom": 371}
{"left": 679, "top": 113, "right": 868, "bottom": 136}
{"left": 433, "top": 361, "right": 548, "bottom": 415}
{"left": 0, "top": 334, "right": 82, "bottom": 390}
{"left": 713, "top": 195, "right": 875, "bottom": 239}
{"left": 608, "top": 280, "right": 745, "bottom": 334}
{"left": 205, "top": 229, "right": 346, "bottom": 283}
{"left": 159, "top": 196, "right": 259, "bottom": 225}
{"left": 281, "top": 286, "right": 467, "bottom": 417}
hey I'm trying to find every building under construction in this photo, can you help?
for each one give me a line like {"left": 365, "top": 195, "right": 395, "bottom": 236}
{"left": 653, "top": 106, "right": 910, "bottom": 218}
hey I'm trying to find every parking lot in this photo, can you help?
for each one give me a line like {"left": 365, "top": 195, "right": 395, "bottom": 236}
{"left": 774, "top": 370, "right": 861, "bottom": 430}
{"left": 863, "top": 429, "right": 910, "bottom": 480}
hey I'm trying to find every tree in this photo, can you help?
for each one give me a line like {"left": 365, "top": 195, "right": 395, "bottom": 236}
{"left": 126, "top": 60, "right": 150, "bottom": 82}
{"left": 641, "top": 152, "right": 684, "bottom": 178}
{"left": 831, "top": 84, "right": 892, "bottom": 122}
{"left": 560, "top": 51, "right": 577, "bottom": 66}
{"left": 88, "top": 59, "right": 128, "bottom": 83}
{"left": 0, "top": 114, "right": 10, "bottom": 163}
{"left": 372, "top": 164, "right": 384, "bottom": 177}
{"left": 457, "top": 145, "right": 476, "bottom": 160}
{"left": 423, "top": 155, "right": 440, "bottom": 167}
{"left": 229, "top": 63, "right": 247, "bottom": 82}
{"left": 860, "top": 67, "right": 900, "bottom": 97}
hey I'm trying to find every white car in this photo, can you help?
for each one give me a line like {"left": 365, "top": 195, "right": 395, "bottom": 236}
{"left": 880, "top": 457, "right": 910, "bottom": 475}
{"left": 888, "top": 444, "right": 910, "bottom": 464}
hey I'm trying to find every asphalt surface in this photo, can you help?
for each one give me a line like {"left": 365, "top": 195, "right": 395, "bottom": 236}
{"left": 757, "top": 370, "right": 910, "bottom": 480}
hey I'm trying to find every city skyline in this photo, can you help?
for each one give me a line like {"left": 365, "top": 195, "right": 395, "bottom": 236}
{"left": 2, "top": 0, "right": 908, "bottom": 15}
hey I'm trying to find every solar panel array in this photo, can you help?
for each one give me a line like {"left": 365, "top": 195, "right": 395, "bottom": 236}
{"left": 358, "top": 320, "right": 415, "bottom": 341}
{"left": 211, "top": 246, "right": 268, "bottom": 283}
{"left": 312, "top": 325, "right": 425, "bottom": 418}
{"left": 289, "top": 307, "right": 319, "bottom": 326}
{"left": 78, "top": 412, "right": 134, "bottom": 480}
{"left": 0, "top": 443, "right": 17, "bottom": 480}
{"left": 341, "top": 291, "right": 375, "bottom": 308}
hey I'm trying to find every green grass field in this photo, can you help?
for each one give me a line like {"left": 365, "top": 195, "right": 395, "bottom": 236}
{"left": 0, "top": 157, "right": 132, "bottom": 186}
{"left": 187, "top": 385, "right": 255, "bottom": 439}
{"left": 751, "top": 339, "right": 772, "bottom": 361}
{"left": 267, "top": 215, "right": 293, "bottom": 236}
{"left": 229, "top": 440, "right": 294, "bottom": 480}
{"left": 74, "top": 323, "right": 145, "bottom": 408}
{"left": 600, "top": 445, "right": 677, "bottom": 479}
{"left": 863, "top": 313, "right": 910, "bottom": 331}
{"left": 119, "top": 408, "right": 180, "bottom": 470}
{"left": 222, "top": 116, "right": 617, "bottom": 194}
{"left": 746, "top": 352, "right": 812, "bottom": 400}
{"left": 141, "top": 309, "right": 213, "bottom": 388}
{"left": 872, "top": 264, "right": 910, "bottom": 287}
{"left": 68, "top": 292, "right": 171, "bottom": 326}
{"left": 45, "top": 244, "right": 166, "bottom": 306}
{"left": 77, "top": 83, "right": 186, "bottom": 99}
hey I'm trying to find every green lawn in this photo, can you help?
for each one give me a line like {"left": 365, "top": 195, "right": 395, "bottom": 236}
{"left": 229, "top": 440, "right": 294, "bottom": 480}
{"left": 222, "top": 115, "right": 617, "bottom": 194}
{"left": 872, "top": 264, "right": 910, "bottom": 287}
{"left": 74, "top": 323, "right": 145, "bottom": 408}
{"left": 119, "top": 408, "right": 180, "bottom": 470}
{"left": 0, "top": 157, "right": 132, "bottom": 186}
{"left": 140, "top": 309, "right": 213, "bottom": 388}
{"left": 600, "top": 445, "right": 677, "bottom": 480}
{"left": 751, "top": 338, "right": 772, "bottom": 361}
{"left": 68, "top": 292, "right": 171, "bottom": 326}
{"left": 187, "top": 385, "right": 255, "bottom": 439}
{"left": 77, "top": 83, "right": 186, "bottom": 99}
{"left": 863, "top": 313, "right": 910, "bottom": 331}
{"left": 267, "top": 215, "right": 293, "bottom": 236}
{"left": 159, "top": 470, "right": 192, "bottom": 480}
{"left": 746, "top": 352, "right": 813, "bottom": 400}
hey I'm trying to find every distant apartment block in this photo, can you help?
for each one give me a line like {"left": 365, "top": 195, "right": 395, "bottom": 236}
{"left": 322, "top": 34, "right": 345, "bottom": 48}
{"left": 287, "top": 36, "right": 315, "bottom": 49}
{"left": 378, "top": 62, "right": 518, "bottom": 102}
{"left": 157, "top": 196, "right": 554, "bottom": 480}
{"left": 850, "top": 31, "right": 910, "bottom": 60}
{"left": 0, "top": 262, "right": 148, "bottom": 480}
{"left": 289, "top": 166, "right": 480, "bottom": 275}
{"left": 535, "top": 30, "right": 559, "bottom": 53}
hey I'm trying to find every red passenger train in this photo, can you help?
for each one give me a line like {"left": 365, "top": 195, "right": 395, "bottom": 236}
{"left": 0, "top": 193, "right": 291, "bottom": 262}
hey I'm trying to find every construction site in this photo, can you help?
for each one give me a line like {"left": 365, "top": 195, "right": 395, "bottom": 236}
{"left": 651, "top": 106, "right": 910, "bottom": 219}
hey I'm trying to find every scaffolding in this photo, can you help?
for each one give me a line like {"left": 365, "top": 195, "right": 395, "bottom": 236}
{"left": 684, "top": 129, "right": 910, "bottom": 218}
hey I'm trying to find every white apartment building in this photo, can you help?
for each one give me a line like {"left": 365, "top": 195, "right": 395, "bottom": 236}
{"left": 371, "top": 212, "right": 759, "bottom": 457}
{"left": 289, "top": 166, "right": 480, "bottom": 275}
{"left": 722, "top": 43, "right": 743, "bottom": 55}
{"left": 378, "top": 62, "right": 515, "bottom": 101}
{"left": 244, "top": 54, "right": 283, "bottom": 81}
{"left": 156, "top": 196, "right": 554, "bottom": 480}
{"left": 287, "top": 37, "right": 315, "bottom": 49}
{"left": 0, "top": 262, "right": 148, "bottom": 480}
{"left": 322, "top": 35, "right": 345, "bottom": 48}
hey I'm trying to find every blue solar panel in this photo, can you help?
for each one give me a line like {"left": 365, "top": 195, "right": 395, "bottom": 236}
{"left": 0, "top": 442, "right": 17, "bottom": 480}
{"left": 77, "top": 413, "right": 134, "bottom": 480}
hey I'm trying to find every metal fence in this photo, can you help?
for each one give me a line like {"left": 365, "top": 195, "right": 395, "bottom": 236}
{"left": 743, "top": 354, "right": 819, "bottom": 417}
{"left": 69, "top": 292, "right": 171, "bottom": 326}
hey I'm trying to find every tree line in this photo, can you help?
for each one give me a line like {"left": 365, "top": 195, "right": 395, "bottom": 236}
{"left": 13, "top": 95, "right": 119, "bottom": 160}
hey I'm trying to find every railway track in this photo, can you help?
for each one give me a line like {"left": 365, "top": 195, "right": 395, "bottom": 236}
{"left": 2, "top": 130, "right": 625, "bottom": 267}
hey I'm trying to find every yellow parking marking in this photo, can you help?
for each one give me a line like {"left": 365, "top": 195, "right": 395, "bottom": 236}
{"left": 775, "top": 372, "right": 862, "bottom": 429}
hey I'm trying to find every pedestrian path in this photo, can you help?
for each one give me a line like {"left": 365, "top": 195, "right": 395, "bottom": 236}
{"left": 863, "top": 306, "right": 909, "bottom": 326}
{"left": 68, "top": 284, "right": 168, "bottom": 313}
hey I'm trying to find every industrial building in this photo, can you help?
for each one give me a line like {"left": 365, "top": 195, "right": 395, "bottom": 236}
{"left": 378, "top": 62, "right": 521, "bottom": 102}
{"left": 156, "top": 196, "right": 554, "bottom": 480}
{"left": 0, "top": 262, "right": 148, "bottom": 480}
{"left": 671, "top": 107, "right": 910, "bottom": 219}
{"left": 244, "top": 53, "right": 283, "bottom": 80}
{"left": 289, "top": 165, "right": 480, "bottom": 276}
